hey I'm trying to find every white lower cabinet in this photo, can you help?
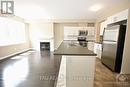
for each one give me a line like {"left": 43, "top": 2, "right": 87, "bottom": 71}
{"left": 94, "top": 43, "right": 102, "bottom": 59}
{"left": 56, "top": 56, "right": 96, "bottom": 87}
{"left": 87, "top": 42, "right": 94, "bottom": 51}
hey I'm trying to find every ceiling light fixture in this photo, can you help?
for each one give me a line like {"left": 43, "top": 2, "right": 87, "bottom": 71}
{"left": 89, "top": 4, "right": 102, "bottom": 12}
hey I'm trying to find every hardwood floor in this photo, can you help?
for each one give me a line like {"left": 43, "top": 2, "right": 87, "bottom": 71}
{"left": 94, "top": 58, "right": 130, "bottom": 87}
{"left": 0, "top": 50, "right": 130, "bottom": 87}
{"left": 0, "top": 51, "right": 61, "bottom": 87}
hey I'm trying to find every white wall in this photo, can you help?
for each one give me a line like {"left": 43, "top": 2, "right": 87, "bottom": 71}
{"left": 29, "top": 22, "right": 53, "bottom": 39}
{"left": 29, "top": 22, "right": 54, "bottom": 51}
{"left": 121, "top": 8, "right": 130, "bottom": 74}
{"left": 0, "top": 16, "right": 30, "bottom": 59}
{"left": 54, "top": 23, "right": 64, "bottom": 50}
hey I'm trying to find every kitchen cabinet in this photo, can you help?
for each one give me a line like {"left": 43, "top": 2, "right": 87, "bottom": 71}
{"left": 94, "top": 43, "right": 102, "bottom": 59}
{"left": 88, "top": 42, "right": 94, "bottom": 51}
{"left": 100, "top": 21, "right": 107, "bottom": 35}
{"left": 107, "top": 9, "right": 128, "bottom": 25}
{"left": 87, "top": 27, "right": 95, "bottom": 36}
{"left": 56, "top": 56, "right": 96, "bottom": 87}
{"left": 64, "top": 27, "right": 95, "bottom": 40}
{"left": 64, "top": 27, "right": 82, "bottom": 40}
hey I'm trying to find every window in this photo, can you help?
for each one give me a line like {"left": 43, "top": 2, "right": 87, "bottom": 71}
{"left": 0, "top": 17, "right": 26, "bottom": 46}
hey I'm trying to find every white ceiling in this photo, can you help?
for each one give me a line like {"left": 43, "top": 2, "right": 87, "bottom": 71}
{"left": 14, "top": 0, "right": 129, "bottom": 20}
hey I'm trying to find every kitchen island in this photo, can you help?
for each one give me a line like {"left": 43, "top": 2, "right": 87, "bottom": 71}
{"left": 54, "top": 41, "right": 96, "bottom": 87}
{"left": 54, "top": 41, "right": 96, "bottom": 56}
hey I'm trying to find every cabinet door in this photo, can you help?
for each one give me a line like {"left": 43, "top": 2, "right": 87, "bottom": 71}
{"left": 87, "top": 27, "right": 95, "bottom": 36}
{"left": 64, "top": 27, "right": 80, "bottom": 40}
{"left": 94, "top": 43, "right": 102, "bottom": 59}
{"left": 66, "top": 56, "right": 96, "bottom": 87}
{"left": 113, "top": 9, "right": 128, "bottom": 22}
{"left": 107, "top": 9, "right": 128, "bottom": 24}
{"left": 88, "top": 42, "right": 94, "bottom": 51}
{"left": 64, "top": 27, "right": 95, "bottom": 40}
{"left": 100, "top": 21, "right": 107, "bottom": 35}
{"left": 107, "top": 16, "right": 114, "bottom": 25}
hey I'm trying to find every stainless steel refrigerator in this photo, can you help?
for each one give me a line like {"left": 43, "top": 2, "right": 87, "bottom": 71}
{"left": 101, "top": 24, "right": 126, "bottom": 73}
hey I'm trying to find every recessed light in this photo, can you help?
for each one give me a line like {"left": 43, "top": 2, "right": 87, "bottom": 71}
{"left": 89, "top": 4, "right": 102, "bottom": 12}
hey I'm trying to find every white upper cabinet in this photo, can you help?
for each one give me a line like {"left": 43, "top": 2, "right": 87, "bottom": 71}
{"left": 107, "top": 9, "right": 128, "bottom": 25}
{"left": 64, "top": 27, "right": 95, "bottom": 40}
{"left": 100, "top": 21, "right": 107, "bottom": 35}
{"left": 87, "top": 27, "right": 95, "bottom": 36}
{"left": 64, "top": 27, "right": 81, "bottom": 40}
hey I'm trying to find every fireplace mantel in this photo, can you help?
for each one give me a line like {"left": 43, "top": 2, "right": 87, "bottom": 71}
{"left": 39, "top": 38, "right": 54, "bottom": 51}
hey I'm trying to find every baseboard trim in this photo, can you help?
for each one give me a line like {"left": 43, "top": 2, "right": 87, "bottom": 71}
{"left": 0, "top": 48, "right": 32, "bottom": 61}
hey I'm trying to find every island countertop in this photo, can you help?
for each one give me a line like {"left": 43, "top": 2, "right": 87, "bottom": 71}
{"left": 54, "top": 41, "right": 96, "bottom": 56}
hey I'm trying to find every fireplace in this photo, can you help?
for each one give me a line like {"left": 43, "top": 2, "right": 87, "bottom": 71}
{"left": 40, "top": 42, "right": 50, "bottom": 51}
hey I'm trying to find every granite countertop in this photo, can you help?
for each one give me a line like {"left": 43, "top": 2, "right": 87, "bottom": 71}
{"left": 54, "top": 41, "right": 96, "bottom": 56}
